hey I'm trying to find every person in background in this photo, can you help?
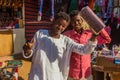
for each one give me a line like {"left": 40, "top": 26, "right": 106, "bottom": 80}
{"left": 23, "top": 12, "right": 98, "bottom": 80}
{"left": 63, "top": 10, "right": 111, "bottom": 80}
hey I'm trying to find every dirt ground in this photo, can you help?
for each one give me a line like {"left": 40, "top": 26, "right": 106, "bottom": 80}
{"left": 18, "top": 60, "right": 31, "bottom": 80}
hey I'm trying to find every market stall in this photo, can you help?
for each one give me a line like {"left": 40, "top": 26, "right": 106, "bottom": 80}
{"left": 92, "top": 46, "right": 120, "bottom": 80}
{"left": 0, "top": 0, "right": 23, "bottom": 29}
{"left": 0, "top": 0, "right": 25, "bottom": 54}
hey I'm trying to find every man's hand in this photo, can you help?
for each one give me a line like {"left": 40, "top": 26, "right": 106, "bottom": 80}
{"left": 23, "top": 40, "right": 34, "bottom": 56}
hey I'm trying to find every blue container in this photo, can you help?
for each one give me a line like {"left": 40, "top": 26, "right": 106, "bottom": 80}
{"left": 15, "top": 23, "right": 19, "bottom": 28}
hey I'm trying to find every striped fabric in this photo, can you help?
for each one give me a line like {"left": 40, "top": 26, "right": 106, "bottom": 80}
{"left": 25, "top": 0, "right": 38, "bottom": 21}
{"left": 25, "top": 0, "right": 51, "bottom": 41}
{"left": 25, "top": 21, "right": 51, "bottom": 41}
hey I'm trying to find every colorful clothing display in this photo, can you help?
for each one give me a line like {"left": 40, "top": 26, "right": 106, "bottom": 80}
{"left": 107, "top": 0, "right": 113, "bottom": 18}
{"left": 94, "top": 0, "right": 114, "bottom": 19}
{"left": 68, "top": 0, "right": 78, "bottom": 13}
{"left": 38, "top": 0, "right": 54, "bottom": 20}
{"left": 88, "top": 0, "right": 95, "bottom": 10}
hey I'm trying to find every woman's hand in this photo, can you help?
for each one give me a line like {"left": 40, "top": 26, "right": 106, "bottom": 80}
{"left": 90, "top": 33, "right": 99, "bottom": 42}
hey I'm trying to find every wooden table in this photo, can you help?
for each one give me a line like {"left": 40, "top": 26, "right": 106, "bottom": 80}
{"left": 92, "top": 56, "right": 120, "bottom": 80}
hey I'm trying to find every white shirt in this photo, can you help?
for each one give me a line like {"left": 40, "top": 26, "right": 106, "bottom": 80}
{"left": 27, "top": 29, "right": 97, "bottom": 80}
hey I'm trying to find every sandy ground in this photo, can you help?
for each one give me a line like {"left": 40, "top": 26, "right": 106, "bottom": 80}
{"left": 18, "top": 59, "right": 31, "bottom": 80}
{"left": 0, "top": 54, "right": 32, "bottom": 80}
{"left": 14, "top": 54, "right": 32, "bottom": 80}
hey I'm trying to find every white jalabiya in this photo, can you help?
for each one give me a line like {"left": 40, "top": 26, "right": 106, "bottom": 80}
{"left": 26, "top": 29, "right": 97, "bottom": 80}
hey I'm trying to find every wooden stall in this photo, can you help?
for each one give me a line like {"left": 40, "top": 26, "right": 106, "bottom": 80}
{"left": 0, "top": 30, "right": 13, "bottom": 56}
{"left": 92, "top": 56, "right": 120, "bottom": 80}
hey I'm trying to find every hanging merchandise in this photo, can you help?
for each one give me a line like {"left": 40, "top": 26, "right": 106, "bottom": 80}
{"left": 68, "top": 0, "right": 78, "bottom": 13}
{"left": 84, "top": 0, "right": 89, "bottom": 6}
{"left": 55, "top": 0, "right": 62, "bottom": 3}
{"left": 94, "top": 0, "right": 101, "bottom": 12}
{"left": 88, "top": 0, "right": 96, "bottom": 10}
{"left": 0, "top": 0, "right": 23, "bottom": 29}
{"left": 94, "top": 0, "right": 101, "bottom": 17}
{"left": 113, "top": 7, "right": 119, "bottom": 17}
{"left": 78, "top": 0, "right": 84, "bottom": 11}
{"left": 94, "top": 0, "right": 112, "bottom": 19}
{"left": 14, "top": 0, "right": 23, "bottom": 18}
{"left": 114, "top": 0, "right": 119, "bottom": 7}
{"left": 38, "top": 0, "right": 54, "bottom": 21}
{"left": 78, "top": 0, "right": 89, "bottom": 11}
{"left": 100, "top": 0, "right": 105, "bottom": 18}
{"left": 107, "top": 0, "right": 113, "bottom": 19}
{"left": 104, "top": 0, "right": 108, "bottom": 12}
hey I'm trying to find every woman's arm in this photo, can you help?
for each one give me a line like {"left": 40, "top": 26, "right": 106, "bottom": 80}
{"left": 97, "top": 28, "right": 111, "bottom": 45}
